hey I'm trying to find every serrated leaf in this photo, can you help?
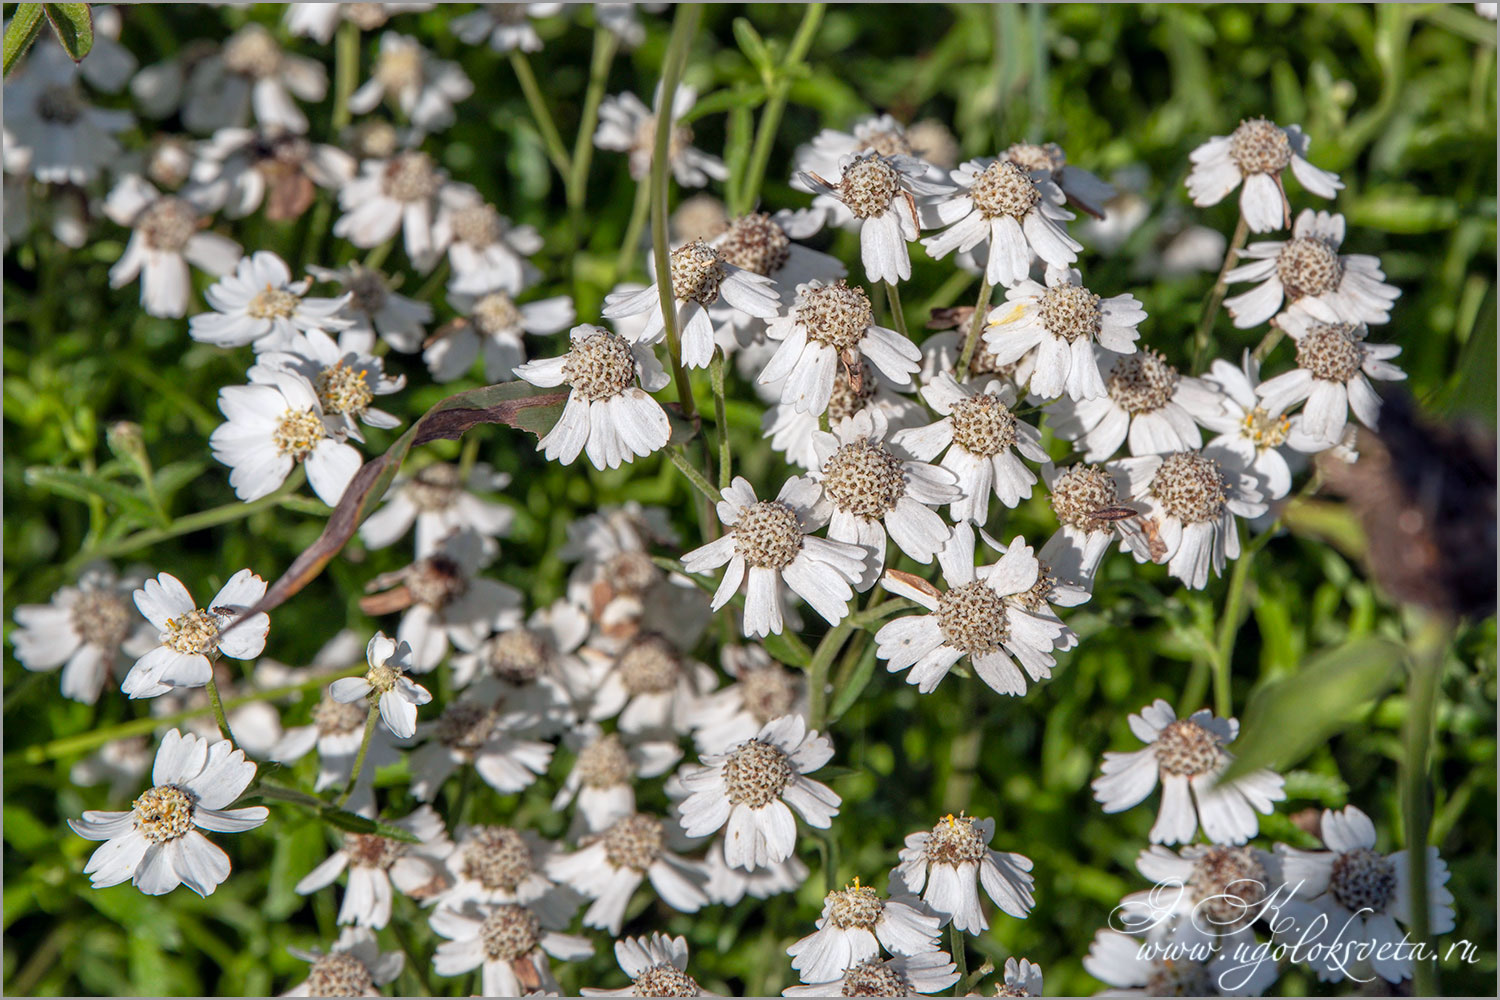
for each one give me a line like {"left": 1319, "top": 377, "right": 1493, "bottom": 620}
{"left": 25, "top": 465, "right": 157, "bottom": 523}
{"left": 2, "top": 4, "right": 44, "bottom": 77}
{"left": 43, "top": 3, "right": 92, "bottom": 61}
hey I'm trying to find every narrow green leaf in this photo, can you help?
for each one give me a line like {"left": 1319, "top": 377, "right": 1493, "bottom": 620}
{"left": 42, "top": 2, "right": 90, "bottom": 61}
{"left": 762, "top": 630, "right": 812, "bottom": 669}
{"left": 25, "top": 465, "right": 157, "bottom": 523}
{"left": 829, "top": 642, "right": 877, "bottom": 722}
{"left": 678, "top": 84, "right": 769, "bottom": 124}
{"left": 732, "top": 16, "right": 773, "bottom": 79}
{"left": 2, "top": 4, "right": 44, "bottom": 76}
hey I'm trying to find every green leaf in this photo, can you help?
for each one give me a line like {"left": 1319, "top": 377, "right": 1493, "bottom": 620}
{"left": 678, "top": 84, "right": 769, "bottom": 124}
{"left": 732, "top": 16, "right": 773, "bottom": 80}
{"left": 829, "top": 642, "right": 877, "bottom": 723}
{"left": 25, "top": 465, "right": 157, "bottom": 524}
{"left": 1220, "top": 637, "right": 1407, "bottom": 782}
{"left": 2, "top": 4, "right": 44, "bottom": 76}
{"left": 762, "top": 630, "right": 812, "bottom": 669}
{"left": 250, "top": 780, "right": 421, "bottom": 842}
{"left": 42, "top": 3, "right": 90, "bottom": 62}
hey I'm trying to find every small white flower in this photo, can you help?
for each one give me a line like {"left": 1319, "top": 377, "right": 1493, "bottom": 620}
{"left": 424, "top": 287, "right": 574, "bottom": 382}
{"left": 1224, "top": 209, "right": 1400, "bottom": 329}
{"left": 436, "top": 824, "right": 573, "bottom": 922}
{"left": 451, "top": 604, "right": 589, "bottom": 732}
{"left": 1003, "top": 140, "right": 1116, "bottom": 219}
{"left": 360, "top": 460, "right": 514, "bottom": 560}
{"left": 594, "top": 85, "right": 726, "bottom": 187}
{"left": 1200, "top": 352, "right": 1319, "bottom": 501}
{"left": 798, "top": 151, "right": 953, "bottom": 284}
{"left": 682, "top": 475, "right": 865, "bottom": 638}
{"left": 3, "top": 52, "right": 131, "bottom": 184}
{"left": 1117, "top": 843, "right": 1281, "bottom": 958}
{"left": 783, "top": 951, "right": 960, "bottom": 997}
{"left": 1082, "top": 927, "right": 1276, "bottom": 997}
{"left": 308, "top": 262, "right": 434, "bottom": 354}
{"left": 994, "top": 956, "right": 1044, "bottom": 997}
{"left": 787, "top": 879, "right": 943, "bottom": 984}
{"left": 282, "top": 926, "right": 404, "bottom": 998}
{"left": 1047, "top": 348, "right": 1219, "bottom": 461}
{"left": 270, "top": 686, "right": 402, "bottom": 807}
{"left": 703, "top": 835, "right": 809, "bottom": 905}
{"left": 922, "top": 156, "right": 1079, "bottom": 287}
{"left": 1186, "top": 117, "right": 1342, "bottom": 233}
{"left": 593, "top": 2, "right": 662, "bottom": 47}
{"left": 581, "top": 932, "right": 717, "bottom": 997}
{"left": 105, "top": 175, "right": 242, "bottom": 318}
{"left": 1091, "top": 699, "right": 1286, "bottom": 846}
{"left": 408, "top": 697, "right": 553, "bottom": 800}
{"left": 122, "top": 570, "right": 269, "bottom": 699}
{"left": 891, "top": 813, "right": 1034, "bottom": 933}
{"left": 451, "top": 3, "right": 563, "bottom": 52}
{"left": 329, "top": 632, "right": 432, "bottom": 739}
{"left": 708, "top": 209, "right": 846, "bottom": 344}
{"left": 68, "top": 729, "right": 268, "bottom": 896}
{"left": 11, "top": 561, "right": 154, "bottom": 703}
{"left": 190, "top": 126, "right": 355, "bottom": 221}
{"left": 690, "top": 646, "right": 808, "bottom": 756}
{"left": 1037, "top": 462, "right": 1135, "bottom": 589}
{"left": 183, "top": 24, "right": 328, "bottom": 135}
{"left": 764, "top": 357, "right": 927, "bottom": 470}
{"left": 350, "top": 32, "right": 473, "bottom": 133}
{"left": 434, "top": 184, "right": 545, "bottom": 295}
{"left": 294, "top": 804, "right": 455, "bottom": 928}
{"left": 792, "top": 113, "right": 923, "bottom": 197}
{"left": 545, "top": 811, "right": 710, "bottom": 935}
{"left": 253, "top": 328, "right": 405, "bottom": 441}
{"left": 585, "top": 631, "right": 717, "bottom": 738}
{"left": 552, "top": 726, "right": 680, "bottom": 836}
{"left": 514, "top": 324, "right": 672, "bottom": 469}
{"left": 190, "top": 251, "right": 352, "bottom": 351}
{"left": 284, "top": 3, "right": 435, "bottom": 44}
{"left": 70, "top": 735, "right": 154, "bottom": 801}
{"left": 678, "top": 715, "right": 841, "bottom": 871}
{"left": 431, "top": 898, "right": 593, "bottom": 996}
{"left": 334, "top": 151, "right": 449, "bottom": 271}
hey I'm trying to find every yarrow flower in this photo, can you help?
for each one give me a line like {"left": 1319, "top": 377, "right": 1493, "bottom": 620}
{"left": 786, "top": 878, "right": 943, "bottom": 984}
{"left": 334, "top": 151, "right": 449, "bottom": 270}
{"left": 68, "top": 729, "right": 269, "bottom": 895}
{"left": 11, "top": 561, "right": 153, "bottom": 704}
{"left": 329, "top": 632, "right": 432, "bottom": 740}
{"left": 451, "top": 3, "right": 563, "bottom": 53}
{"left": 190, "top": 250, "right": 351, "bottom": 351}
{"left": 253, "top": 328, "right": 405, "bottom": 441}
{"left": 359, "top": 460, "right": 515, "bottom": 560}
{"left": 282, "top": 927, "right": 405, "bottom": 998}
{"left": 408, "top": 697, "right": 554, "bottom": 800}
{"left": 294, "top": 805, "right": 454, "bottom": 928}
{"left": 190, "top": 125, "right": 356, "bottom": 222}
{"left": 122, "top": 570, "right": 269, "bottom": 699}
{"left": 922, "top": 156, "right": 1080, "bottom": 287}
{"left": 181, "top": 23, "right": 328, "bottom": 135}
{"left": 350, "top": 32, "right": 473, "bottom": 133}
{"left": 1082, "top": 927, "right": 1272, "bottom": 997}
{"left": 1186, "top": 117, "right": 1343, "bottom": 232}
{"left": 105, "top": 175, "right": 242, "bottom": 318}
{"left": 783, "top": 951, "right": 961, "bottom": 997}
{"left": 1047, "top": 348, "right": 1218, "bottom": 461}
{"left": 1038, "top": 462, "right": 1134, "bottom": 589}
{"left": 3, "top": 50, "right": 131, "bottom": 184}
{"left": 581, "top": 933, "right": 716, "bottom": 997}
{"left": 1003, "top": 140, "right": 1115, "bottom": 218}
{"left": 309, "top": 262, "right": 434, "bottom": 354}
{"left": 430, "top": 898, "right": 593, "bottom": 996}
{"left": 435, "top": 185, "right": 545, "bottom": 296}
{"left": 594, "top": 84, "right": 727, "bottom": 186}
{"left": 545, "top": 811, "right": 709, "bottom": 935}
{"left": 1200, "top": 352, "right": 1316, "bottom": 500}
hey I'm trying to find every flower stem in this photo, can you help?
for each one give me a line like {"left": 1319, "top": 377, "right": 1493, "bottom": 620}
{"left": 337, "top": 704, "right": 381, "bottom": 808}
{"left": 807, "top": 622, "right": 854, "bottom": 729}
{"left": 1190, "top": 212, "right": 1249, "bottom": 374}
{"left": 667, "top": 445, "right": 718, "bottom": 502}
{"left": 883, "top": 280, "right": 910, "bottom": 339}
{"left": 204, "top": 673, "right": 236, "bottom": 746}
{"left": 955, "top": 279, "right": 993, "bottom": 381}
{"left": 508, "top": 50, "right": 572, "bottom": 180}
{"left": 1402, "top": 611, "right": 1450, "bottom": 997}
{"left": 613, "top": 179, "right": 652, "bottom": 279}
{"left": 949, "top": 923, "right": 968, "bottom": 994}
{"left": 568, "top": 27, "right": 618, "bottom": 214}
{"left": 710, "top": 348, "right": 732, "bottom": 490}
{"left": 1212, "top": 526, "right": 1253, "bottom": 717}
{"left": 1251, "top": 322, "right": 1285, "bottom": 364}
{"left": 331, "top": 19, "right": 360, "bottom": 132}
{"left": 735, "top": 3, "right": 826, "bottom": 215}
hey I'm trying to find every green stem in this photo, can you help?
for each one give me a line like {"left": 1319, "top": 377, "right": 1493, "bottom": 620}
{"left": 568, "top": 27, "right": 618, "bottom": 213}
{"left": 204, "top": 673, "right": 236, "bottom": 746}
{"left": 735, "top": 3, "right": 826, "bottom": 215}
{"left": 363, "top": 237, "right": 395, "bottom": 272}
{"left": 848, "top": 597, "right": 915, "bottom": 630}
{"left": 613, "top": 179, "right": 653, "bottom": 278}
{"left": 337, "top": 705, "right": 380, "bottom": 808}
{"left": 710, "top": 348, "right": 732, "bottom": 490}
{"left": 508, "top": 50, "right": 572, "bottom": 179}
{"left": 667, "top": 445, "right": 718, "bottom": 502}
{"left": 1190, "top": 213, "right": 1249, "bottom": 374}
{"left": 807, "top": 622, "right": 854, "bottom": 729}
{"left": 1251, "top": 324, "right": 1285, "bottom": 364}
{"left": 949, "top": 923, "right": 968, "bottom": 995}
{"left": 331, "top": 19, "right": 360, "bottom": 132}
{"left": 1402, "top": 612, "right": 1450, "bottom": 997}
{"left": 955, "top": 279, "right": 993, "bottom": 381}
{"left": 1212, "top": 526, "right": 1253, "bottom": 718}
{"left": 884, "top": 280, "right": 910, "bottom": 339}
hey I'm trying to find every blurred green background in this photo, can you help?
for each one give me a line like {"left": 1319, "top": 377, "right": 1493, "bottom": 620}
{"left": 3, "top": 3, "right": 1496, "bottom": 996}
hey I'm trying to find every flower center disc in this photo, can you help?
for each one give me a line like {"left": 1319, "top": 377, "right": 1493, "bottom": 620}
{"left": 1149, "top": 452, "right": 1228, "bottom": 524}
{"left": 721, "top": 739, "right": 794, "bottom": 807}
{"left": 732, "top": 501, "right": 804, "bottom": 570}
{"left": 562, "top": 330, "right": 637, "bottom": 401}
{"left": 1228, "top": 118, "right": 1292, "bottom": 175}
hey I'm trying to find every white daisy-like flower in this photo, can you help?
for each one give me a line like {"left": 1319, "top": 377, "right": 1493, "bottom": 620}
{"left": 451, "top": 3, "right": 563, "bottom": 52}
{"left": 1091, "top": 699, "right": 1286, "bottom": 846}
{"left": 594, "top": 2, "right": 664, "bottom": 47}
{"left": 991, "top": 957, "right": 1044, "bottom": 997}
{"left": 791, "top": 114, "right": 944, "bottom": 227}
{"left": 558, "top": 502, "right": 695, "bottom": 641}
{"left": 594, "top": 84, "right": 727, "bottom": 187}
{"left": 677, "top": 714, "right": 841, "bottom": 872}
{"left": 703, "top": 834, "right": 809, "bottom": 906}
{"left": 1004, "top": 140, "right": 1116, "bottom": 219}
{"left": 1111, "top": 447, "right": 1267, "bottom": 590}
{"left": 308, "top": 262, "right": 434, "bottom": 354}
{"left": 2, "top": 52, "right": 131, "bottom": 184}
{"left": 190, "top": 250, "right": 352, "bottom": 351}
{"left": 707, "top": 210, "right": 846, "bottom": 344}
{"left": 209, "top": 369, "right": 364, "bottom": 506}
{"left": 104, "top": 175, "right": 242, "bottom": 319}
{"left": 189, "top": 126, "right": 356, "bottom": 221}
{"left": 681, "top": 475, "right": 865, "bottom": 638}
{"left": 690, "top": 646, "right": 808, "bottom": 755}
{"left": 408, "top": 697, "right": 553, "bottom": 800}
{"left": 1047, "top": 348, "right": 1220, "bottom": 461}
{"left": 68, "top": 729, "right": 269, "bottom": 896}
{"left": 602, "top": 239, "right": 780, "bottom": 368}
{"left": 1200, "top": 353, "right": 1318, "bottom": 501}
{"left": 797, "top": 151, "right": 953, "bottom": 284}
{"left": 584, "top": 631, "right": 717, "bottom": 737}
{"left": 294, "top": 804, "right": 455, "bottom": 928}
{"left": 350, "top": 32, "right": 473, "bottom": 133}
{"left": 891, "top": 813, "right": 1034, "bottom": 933}
{"left": 922, "top": 156, "right": 1080, "bottom": 288}
{"left": 436, "top": 824, "right": 574, "bottom": 922}
{"left": 874, "top": 525, "right": 1065, "bottom": 696}
{"left": 783, "top": 951, "right": 960, "bottom": 997}
{"left": 787, "top": 879, "right": 943, "bottom": 984}
{"left": 253, "top": 328, "right": 405, "bottom": 441}
{"left": 434, "top": 185, "right": 544, "bottom": 295}
{"left": 764, "top": 357, "right": 927, "bottom": 469}
{"left": 450, "top": 604, "right": 588, "bottom": 732}
{"left": 919, "top": 314, "right": 1037, "bottom": 394}
{"left": 1116, "top": 843, "right": 1281, "bottom": 957}
{"left": 333, "top": 151, "right": 449, "bottom": 270}
{"left": 1223, "top": 209, "right": 1400, "bottom": 329}
{"left": 1274, "top": 805, "right": 1454, "bottom": 984}
{"left": 283, "top": 926, "right": 404, "bottom": 997}
{"left": 1082, "top": 927, "right": 1277, "bottom": 997}
{"left": 183, "top": 24, "right": 328, "bottom": 135}
{"left": 11, "top": 561, "right": 154, "bottom": 704}
{"left": 1255, "top": 310, "right": 1406, "bottom": 448}
{"left": 757, "top": 279, "right": 921, "bottom": 415}
{"left": 552, "top": 726, "right": 681, "bottom": 836}
{"left": 328, "top": 632, "right": 432, "bottom": 740}
{"left": 514, "top": 324, "right": 672, "bottom": 470}
{"left": 283, "top": 2, "right": 434, "bottom": 44}
{"left": 1186, "top": 117, "right": 1343, "bottom": 233}
{"left": 359, "top": 460, "right": 514, "bottom": 560}
{"left": 545, "top": 811, "right": 710, "bottom": 935}
{"left": 1037, "top": 462, "right": 1135, "bottom": 589}
{"left": 891, "top": 374, "right": 1049, "bottom": 523}
{"left": 581, "top": 932, "right": 717, "bottom": 997}
{"left": 426, "top": 287, "right": 576, "bottom": 382}
{"left": 431, "top": 898, "right": 593, "bottom": 997}
{"left": 983, "top": 267, "right": 1145, "bottom": 401}
{"left": 121, "top": 570, "right": 269, "bottom": 700}
{"left": 809, "top": 408, "right": 960, "bottom": 590}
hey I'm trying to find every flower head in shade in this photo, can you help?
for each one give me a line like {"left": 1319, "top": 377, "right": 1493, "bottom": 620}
{"left": 983, "top": 267, "right": 1144, "bottom": 401}
{"left": 552, "top": 726, "right": 681, "bottom": 836}
{"left": 105, "top": 175, "right": 242, "bottom": 318}
{"left": 294, "top": 804, "right": 454, "bottom": 928}
{"left": 1223, "top": 209, "right": 1400, "bottom": 329}
{"left": 890, "top": 813, "right": 1035, "bottom": 934}
{"left": 792, "top": 113, "right": 921, "bottom": 193}
{"left": 581, "top": 933, "right": 717, "bottom": 997}
{"left": 787, "top": 878, "right": 943, "bottom": 985}
{"left": 585, "top": 631, "right": 717, "bottom": 738}
{"left": 798, "top": 151, "right": 953, "bottom": 284}
{"left": 1082, "top": 927, "right": 1276, "bottom": 997}
{"left": 1037, "top": 462, "right": 1135, "bottom": 589}
{"left": 678, "top": 715, "right": 841, "bottom": 871}
{"left": 435, "top": 185, "right": 545, "bottom": 295}
{"left": 308, "top": 262, "right": 433, "bottom": 354}
{"left": 68, "top": 729, "right": 269, "bottom": 896}
{"left": 545, "top": 811, "right": 709, "bottom": 935}
{"left": 350, "top": 32, "right": 473, "bottom": 133}
{"left": 708, "top": 209, "right": 846, "bottom": 343}
{"left": 1004, "top": 141, "right": 1116, "bottom": 219}
{"left": 1047, "top": 348, "right": 1220, "bottom": 461}
{"left": 11, "top": 561, "right": 154, "bottom": 704}
{"left": 122, "top": 570, "right": 269, "bottom": 699}
{"left": 1091, "top": 699, "right": 1286, "bottom": 846}
{"left": 283, "top": 927, "right": 404, "bottom": 997}
{"left": 190, "top": 250, "right": 351, "bottom": 351}
{"left": 270, "top": 684, "right": 402, "bottom": 809}
{"left": 1200, "top": 352, "right": 1318, "bottom": 501}
{"left": 514, "top": 324, "right": 672, "bottom": 470}
{"left": 1255, "top": 311, "right": 1405, "bottom": 449}
{"left": 594, "top": 85, "right": 726, "bottom": 187}
{"left": 334, "top": 151, "right": 449, "bottom": 270}
{"left": 3, "top": 51, "right": 131, "bottom": 184}
{"left": 437, "top": 824, "right": 573, "bottom": 922}
{"left": 764, "top": 356, "right": 927, "bottom": 470}
{"left": 430, "top": 898, "right": 593, "bottom": 997}
{"left": 451, "top": 3, "right": 563, "bottom": 52}
{"left": 922, "top": 157, "right": 1079, "bottom": 287}
{"left": 408, "top": 697, "right": 553, "bottom": 800}
{"left": 1274, "top": 805, "right": 1454, "bottom": 984}
{"left": 452, "top": 603, "right": 588, "bottom": 731}
{"left": 702, "top": 836, "right": 809, "bottom": 906}
{"left": 359, "top": 461, "right": 514, "bottom": 560}
{"left": 1116, "top": 843, "right": 1281, "bottom": 956}
{"left": 681, "top": 475, "right": 866, "bottom": 638}
{"left": 783, "top": 951, "right": 960, "bottom": 997}
{"left": 190, "top": 126, "right": 356, "bottom": 222}
{"left": 329, "top": 632, "right": 432, "bottom": 739}
{"left": 691, "top": 645, "right": 808, "bottom": 755}
{"left": 1186, "top": 118, "right": 1342, "bottom": 232}
{"left": 252, "top": 328, "right": 405, "bottom": 441}
{"left": 182, "top": 24, "right": 328, "bottom": 135}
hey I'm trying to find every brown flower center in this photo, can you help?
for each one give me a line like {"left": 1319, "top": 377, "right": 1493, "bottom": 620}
{"left": 138, "top": 197, "right": 200, "bottom": 252}
{"left": 733, "top": 501, "right": 804, "bottom": 570}
{"left": 1228, "top": 118, "right": 1292, "bottom": 175}
{"left": 1328, "top": 846, "right": 1397, "bottom": 915}
{"left": 1154, "top": 719, "right": 1223, "bottom": 778}
{"left": 480, "top": 903, "right": 542, "bottom": 961}
{"left": 839, "top": 154, "right": 900, "bottom": 219}
{"left": 800, "top": 281, "right": 874, "bottom": 352}
{"left": 486, "top": 628, "right": 553, "bottom": 684}
{"left": 970, "top": 160, "right": 1041, "bottom": 220}
{"left": 472, "top": 292, "right": 522, "bottom": 336}
{"left": 163, "top": 607, "right": 221, "bottom": 655}
{"left": 739, "top": 665, "right": 797, "bottom": 723}
{"left": 826, "top": 884, "right": 884, "bottom": 929}
{"left": 600, "top": 813, "right": 664, "bottom": 872}
{"left": 273, "top": 408, "right": 328, "bottom": 460}
{"left": 1188, "top": 845, "right": 1269, "bottom": 930}
{"left": 721, "top": 739, "right": 794, "bottom": 808}
{"left": 617, "top": 633, "right": 681, "bottom": 696}
{"left": 562, "top": 330, "right": 637, "bottom": 401}
{"left": 452, "top": 204, "right": 502, "bottom": 248}
{"left": 1149, "top": 452, "right": 1228, "bottom": 524}
{"left": 344, "top": 832, "right": 407, "bottom": 870}
{"left": 132, "top": 784, "right": 195, "bottom": 843}
{"left": 72, "top": 589, "right": 132, "bottom": 649}
{"left": 670, "top": 240, "right": 726, "bottom": 306}
{"left": 222, "top": 25, "right": 282, "bottom": 78}
{"left": 716, "top": 212, "right": 792, "bottom": 276}
{"left": 1039, "top": 284, "right": 1102, "bottom": 343}
{"left": 381, "top": 152, "right": 441, "bottom": 203}
{"left": 949, "top": 393, "right": 1018, "bottom": 458}
{"left": 1049, "top": 463, "right": 1122, "bottom": 534}
{"left": 841, "top": 959, "right": 910, "bottom": 996}
{"left": 936, "top": 582, "right": 1008, "bottom": 655}
{"left": 576, "top": 733, "right": 632, "bottom": 789}
{"left": 462, "top": 826, "right": 534, "bottom": 892}
{"left": 632, "top": 964, "right": 703, "bottom": 997}
{"left": 405, "top": 462, "right": 462, "bottom": 512}
{"left": 316, "top": 361, "right": 375, "bottom": 417}
{"left": 822, "top": 440, "right": 906, "bottom": 518}
{"left": 1295, "top": 323, "right": 1365, "bottom": 383}
{"left": 1276, "top": 237, "right": 1343, "bottom": 301}
{"left": 1106, "top": 350, "right": 1179, "bottom": 415}
{"left": 304, "top": 952, "right": 376, "bottom": 997}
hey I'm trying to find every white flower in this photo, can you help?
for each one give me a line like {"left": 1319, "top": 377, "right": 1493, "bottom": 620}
{"left": 921, "top": 156, "right": 1079, "bottom": 287}
{"left": 702, "top": 835, "right": 809, "bottom": 905}
{"left": 594, "top": 2, "right": 663, "bottom": 47}
{"left": 11, "top": 561, "right": 154, "bottom": 703}
{"left": 431, "top": 898, "right": 593, "bottom": 997}
{"left": 585, "top": 632, "right": 717, "bottom": 738}
{"left": 581, "top": 933, "right": 717, "bottom": 997}
{"left": 190, "top": 250, "right": 352, "bottom": 351}
{"left": 68, "top": 729, "right": 268, "bottom": 896}
{"left": 308, "top": 262, "right": 434, "bottom": 354}
{"left": 434, "top": 184, "right": 545, "bottom": 295}
{"left": 209, "top": 369, "right": 364, "bottom": 506}
{"left": 294, "top": 804, "right": 455, "bottom": 928}
{"left": 594, "top": 85, "right": 727, "bottom": 187}
{"left": 329, "top": 632, "right": 432, "bottom": 739}
{"left": 121, "top": 570, "right": 269, "bottom": 699}
{"left": 1047, "top": 348, "right": 1219, "bottom": 460}
{"left": 105, "top": 175, "right": 242, "bottom": 318}
{"left": 408, "top": 698, "right": 553, "bottom": 800}
{"left": 1082, "top": 927, "right": 1277, "bottom": 997}
{"left": 3, "top": 53, "right": 131, "bottom": 184}
{"left": 690, "top": 646, "right": 808, "bottom": 755}
{"left": 514, "top": 324, "right": 672, "bottom": 470}
{"left": 1003, "top": 140, "right": 1116, "bottom": 219}
{"left": 793, "top": 114, "right": 920, "bottom": 187}
{"left": 350, "top": 32, "right": 473, "bottom": 132}
{"left": 783, "top": 951, "right": 960, "bottom": 997}
{"left": 875, "top": 525, "right": 1065, "bottom": 696}
{"left": 333, "top": 151, "right": 449, "bottom": 270}
{"left": 1186, "top": 117, "right": 1342, "bottom": 233}
{"left": 603, "top": 239, "right": 780, "bottom": 368}
{"left": 764, "top": 357, "right": 927, "bottom": 470}
{"left": 891, "top": 374, "right": 1049, "bottom": 523}
{"left": 1037, "top": 462, "right": 1135, "bottom": 589}
{"left": 678, "top": 715, "right": 841, "bottom": 871}
{"left": 451, "top": 3, "right": 563, "bottom": 52}
{"left": 1200, "top": 353, "right": 1318, "bottom": 501}
{"left": 545, "top": 811, "right": 709, "bottom": 934}
{"left": 983, "top": 267, "right": 1144, "bottom": 401}
{"left": 284, "top": 3, "right": 434, "bottom": 44}
{"left": 189, "top": 126, "right": 355, "bottom": 221}
{"left": 183, "top": 24, "right": 328, "bottom": 135}
{"left": 708, "top": 210, "right": 846, "bottom": 344}
{"left": 1223, "top": 209, "right": 1400, "bottom": 329}
{"left": 1274, "top": 805, "right": 1454, "bottom": 984}
{"left": 787, "top": 880, "right": 943, "bottom": 984}
{"left": 282, "top": 927, "right": 404, "bottom": 998}
{"left": 1116, "top": 843, "right": 1282, "bottom": 959}
{"left": 436, "top": 824, "right": 573, "bottom": 922}
{"left": 253, "top": 327, "right": 405, "bottom": 441}
{"left": 809, "top": 408, "right": 960, "bottom": 590}
{"left": 1091, "top": 699, "right": 1286, "bottom": 846}
{"left": 682, "top": 475, "right": 865, "bottom": 638}
{"left": 552, "top": 727, "right": 680, "bottom": 836}
{"left": 758, "top": 279, "right": 921, "bottom": 415}
{"left": 270, "top": 686, "right": 402, "bottom": 807}
{"left": 994, "top": 956, "right": 1044, "bottom": 997}
{"left": 891, "top": 813, "right": 1034, "bottom": 933}
{"left": 1255, "top": 310, "right": 1406, "bottom": 448}
{"left": 360, "top": 460, "right": 514, "bottom": 560}
{"left": 450, "top": 604, "right": 588, "bottom": 732}
{"left": 425, "top": 287, "right": 574, "bottom": 382}
{"left": 1111, "top": 447, "right": 1267, "bottom": 590}
{"left": 797, "top": 152, "right": 953, "bottom": 284}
